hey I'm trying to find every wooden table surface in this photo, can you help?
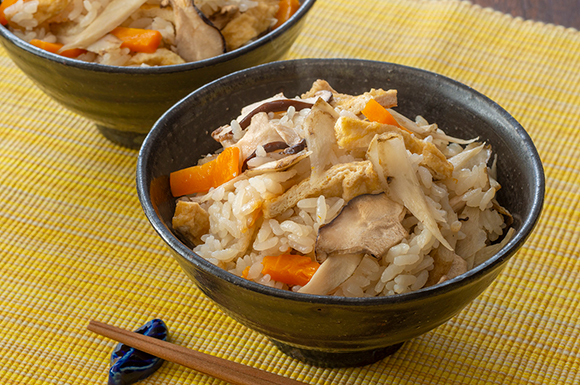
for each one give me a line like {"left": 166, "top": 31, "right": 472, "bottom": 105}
{"left": 468, "top": 0, "right": 579, "bottom": 29}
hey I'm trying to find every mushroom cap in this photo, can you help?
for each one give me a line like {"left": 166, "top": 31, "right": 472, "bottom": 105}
{"left": 315, "top": 193, "right": 407, "bottom": 262}
{"left": 171, "top": 0, "right": 226, "bottom": 62}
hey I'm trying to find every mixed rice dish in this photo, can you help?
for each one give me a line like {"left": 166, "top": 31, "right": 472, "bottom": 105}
{"left": 0, "top": 0, "right": 299, "bottom": 66}
{"left": 169, "top": 80, "right": 514, "bottom": 297}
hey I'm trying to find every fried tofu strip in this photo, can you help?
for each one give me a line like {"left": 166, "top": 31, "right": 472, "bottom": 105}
{"left": 262, "top": 160, "right": 382, "bottom": 218}
{"left": 172, "top": 200, "right": 210, "bottom": 245}
{"left": 33, "top": 0, "right": 73, "bottom": 25}
{"left": 127, "top": 48, "right": 186, "bottom": 66}
{"left": 335, "top": 116, "right": 453, "bottom": 179}
{"left": 301, "top": 79, "right": 398, "bottom": 115}
{"left": 220, "top": 0, "right": 278, "bottom": 50}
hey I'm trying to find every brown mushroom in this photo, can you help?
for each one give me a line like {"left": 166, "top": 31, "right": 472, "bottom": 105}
{"left": 242, "top": 139, "right": 307, "bottom": 171}
{"left": 170, "top": 0, "right": 226, "bottom": 62}
{"left": 315, "top": 193, "right": 407, "bottom": 263}
{"left": 243, "top": 150, "right": 311, "bottom": 176}
{"left": 238, "top": 90, "right": 333, "bottom": 130}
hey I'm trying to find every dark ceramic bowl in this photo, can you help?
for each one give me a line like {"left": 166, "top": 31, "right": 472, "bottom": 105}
{"left": 136, "top": 59, "right": 544, "bottom": 367}
{"left": 0, "top": 0, "right": 316, "bottom": 149}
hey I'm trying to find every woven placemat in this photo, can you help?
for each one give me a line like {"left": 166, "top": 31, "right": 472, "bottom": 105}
{"left": 1, "top": 0, "right": 579, "bottom": 383}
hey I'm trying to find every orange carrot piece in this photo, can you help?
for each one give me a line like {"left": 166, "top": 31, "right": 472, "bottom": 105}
{"left": 273, "top": 0, "right": 300, "bottom": 29}
{"left": 361, "top": 98, "right": 401, "bottom": 127}
{"left": 261, "top": 254, "right": 320, "bottom": 287}
{"left": 110, "top": 27, "right": 162, "bottom": 54}
{"left": 170, "top": 146, "right": 241, "bottom": 197}
{"left": 0, "top": 0, "right": 20, "bottom": 26}
{"left": 29, "top": 39, "right": 86, "bottom": 58}
{"left": 242, "top": 266, "right": 250, "bottom": 279}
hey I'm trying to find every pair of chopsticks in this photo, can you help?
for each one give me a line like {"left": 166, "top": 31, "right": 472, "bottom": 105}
{"left": 88, "top": 320, "right": 308, "bottom": 385}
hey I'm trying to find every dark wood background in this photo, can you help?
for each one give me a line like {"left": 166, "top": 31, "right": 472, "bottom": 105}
{"left": 469, "top": 0, "right": 579, "bottom": 29}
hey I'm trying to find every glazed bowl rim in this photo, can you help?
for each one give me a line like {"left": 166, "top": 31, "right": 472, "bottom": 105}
{"left": 0, "top": 0, "right": 316, "bottom": 74}
{"left": 137, "top": 58, "right": 545, "bottom": 306}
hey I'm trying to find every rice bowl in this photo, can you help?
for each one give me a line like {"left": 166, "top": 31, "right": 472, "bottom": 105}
{"left": 0, "top": 0, "right": 316, "bottom": 147}
{"left": 2, "top": 0, "right": 300, "bottom": 66}
{"left": 137, "top": 59, "right": 544, "bottom": 367}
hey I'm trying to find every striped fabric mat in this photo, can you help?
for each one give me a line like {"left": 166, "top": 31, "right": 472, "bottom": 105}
{"left": 1, "top": 0, "right": 579, "bottom": 383}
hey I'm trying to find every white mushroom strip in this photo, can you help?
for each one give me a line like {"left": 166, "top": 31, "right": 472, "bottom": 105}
{"left": 473, "top": 227, "right": 515, "bottom": 267}
{"left": 388, "top": 109, "right": 478, "bottom": 144}
{"left": 448, "top": 143, "right": 485, "bottom": 169}
{"left": 493, "top": 200, "right": 513, "bottom": 227}
{"left": 263, "top": 160, "right": 382, "bottom": 218}
{"left": 315, "top": 193, "right": 407, "bottom": 263}
{"left": 336, "top": 116, "right": 454, "bottom": 179}
{"left": 298, "top": 253, "right": 364, "bottom": 295}
{"left": 272, "top": 121, "right": 303, "bottom": 146}
{"left": 304, "top": 98, "right": 341, "bottom": 180}
{"left": 234, "top": 112, "right": 286, "bottom": 160}
{"left": 170, "top": 0, "right": 226, "bottom": 62}
{"left": 387, "top": 109, "right": 435, "bottom": 138}
{"left": 367, "top": 133, "right": 453, "bottom": 250}
{"left": 59, "top": 0, "right": 149, "bottom": 51}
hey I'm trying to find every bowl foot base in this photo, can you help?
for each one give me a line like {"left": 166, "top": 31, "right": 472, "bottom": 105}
{"left": 96, "top": 124, "right": 146, "bottom": 150}
{"left": 270, "top": 340, "right": 404, "bottom": 368}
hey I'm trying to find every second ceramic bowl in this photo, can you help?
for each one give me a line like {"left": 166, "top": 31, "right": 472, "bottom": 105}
{"left": 0, "top": 0, "right": 316, "bottom": 148}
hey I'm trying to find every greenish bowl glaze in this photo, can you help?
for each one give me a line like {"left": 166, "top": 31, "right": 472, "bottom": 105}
{"left": 137, "top": 59, "right": 545, "bottom": 367}
{"left": 0, "top": 0, "right": 316, "bottom": 148}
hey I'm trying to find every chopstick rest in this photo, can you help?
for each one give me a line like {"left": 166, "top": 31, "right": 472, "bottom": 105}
{"left": 108, "top": 319, "right": 168, "bottom": 385}
{"left": 88, "top": 320, "right": 309, "bottom": 385}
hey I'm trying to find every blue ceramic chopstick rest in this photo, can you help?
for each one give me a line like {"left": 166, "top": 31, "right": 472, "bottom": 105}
{"left": 108, "top": 319, "right": 168, "bottom": 385}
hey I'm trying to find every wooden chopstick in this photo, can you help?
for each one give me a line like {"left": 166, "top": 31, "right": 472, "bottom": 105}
{"left": 88, "top": 320, "right": 308, "bottom": 385}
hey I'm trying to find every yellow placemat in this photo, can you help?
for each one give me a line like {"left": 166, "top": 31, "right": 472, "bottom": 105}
{"left": 1, "top": 0, "right": 579, "bottom": 383}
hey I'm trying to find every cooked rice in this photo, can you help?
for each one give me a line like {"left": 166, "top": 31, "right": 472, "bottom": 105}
{"left": 5, "top": 0, "right": 277, "bottom": 66}
{"left": 174, "top": 81, "right": 512, "bottom": 297}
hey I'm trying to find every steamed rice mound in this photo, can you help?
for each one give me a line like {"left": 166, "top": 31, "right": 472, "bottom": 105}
{"left": 171, "top": 80, "right": 514, "bottom": 297}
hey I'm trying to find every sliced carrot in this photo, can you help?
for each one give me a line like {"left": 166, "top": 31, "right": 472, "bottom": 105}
{"left": 29, "top": 39, "right": 86, "bottom": 58}
{"left": 362, "top": 98, "right": 416, "bottom": 134}
{"left": 110, "top": 27, "right": 162, "bottom": 54}
{"left": 261, "top": 254, "right": 320, "bottom": 287}
{"left": 361, "top": 98, "right": 401, "bottom": 126}
{"left": 0, "top": 0, "right": 20, "bottom": 26}
{"left": 170, "top": 146, "right": 241, "bottom": 197}
{"left": 30, "top": 40, "right": 61, "bottom": 53}
{"left": 242, "top": 266, "right": 250, "bottom": 279}
{"left": 273, "top": 0, "right": 300, "bottom": 29}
